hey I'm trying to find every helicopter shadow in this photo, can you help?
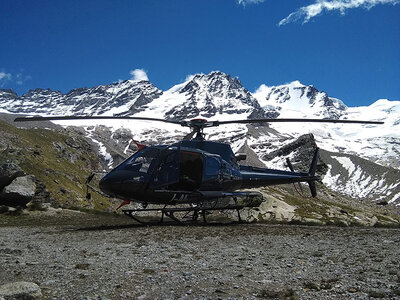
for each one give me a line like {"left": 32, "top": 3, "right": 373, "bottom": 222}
{"left": 73, "top": 220, "right": 246, "bottom": 232}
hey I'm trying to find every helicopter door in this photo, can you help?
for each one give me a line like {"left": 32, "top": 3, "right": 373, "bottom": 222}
{"left": 177, "top": 151, "right": 203, "bottom": 190}
{"left": 149, "top": 150, "right": 180, "bottom": 189}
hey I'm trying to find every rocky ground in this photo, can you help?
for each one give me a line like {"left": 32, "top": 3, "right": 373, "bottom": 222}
{"left": 1, "top": 210, "right": 399, "bottom": 299}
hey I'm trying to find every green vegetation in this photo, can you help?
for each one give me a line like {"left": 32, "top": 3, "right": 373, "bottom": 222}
{"left": 0, "top": 120, "right": 112, "bottom": 211}
{"left": 257, "top": 184, "right": 400, "bottom": 227}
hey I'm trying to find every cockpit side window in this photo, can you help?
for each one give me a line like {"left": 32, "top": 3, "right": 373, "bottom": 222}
{"left": 204, "top": 156, "right": 221, "bottom": 176}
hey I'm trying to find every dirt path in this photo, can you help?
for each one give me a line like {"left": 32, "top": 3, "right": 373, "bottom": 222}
{"left": 1, "top": 211, "right": 399, "bottom": 299}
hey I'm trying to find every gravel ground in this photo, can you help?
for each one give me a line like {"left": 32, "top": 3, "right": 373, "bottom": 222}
{"left": 0, "top": 210, "right": 400, "bottom": 299}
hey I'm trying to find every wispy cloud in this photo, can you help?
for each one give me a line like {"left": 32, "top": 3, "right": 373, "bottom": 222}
{"left": 15, "top": 72, "right": 32, "bottom": 86}
{"left": 0, "top": 72, "right": 11, "bottom": 81}
{"left": 0, "top": 69, "right": 32, "bottom": 88}
{"left": 185, "top": 74, "right": 196, "bottom": 82}
{"left": 279, "top": 0, "right": 400, "bottom": 26}
{"left": 237, "top": 0, "right": 265, "bottom": 6}
{"left": 130, "top": 69, "right": 149, "bottom": 81}
{"left": 0, "top": 71, "right": 12, "bottom": 87}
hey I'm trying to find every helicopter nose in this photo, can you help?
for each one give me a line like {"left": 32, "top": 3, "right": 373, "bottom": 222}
{"left": 99, "top": 170, "right": 144, "bottom": 199}
{"left": 99, "top": 173, "right": 120, "bottom": 197}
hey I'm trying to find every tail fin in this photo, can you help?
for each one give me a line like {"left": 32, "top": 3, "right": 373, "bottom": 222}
{"left": 308, "top": 181, "right": 317, "bottom": 197}
{"left": 308, "top": 147, "right": 319, "bottom": 176}
{"left": 307, "top": 147, "right": 319, "bottom": 197}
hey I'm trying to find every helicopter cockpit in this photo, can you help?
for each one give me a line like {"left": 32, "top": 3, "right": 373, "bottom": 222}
{"left": 123, "top": 146, "right": 165, "bottom": 175}
{"left": 113, "top": 145, "right": 206, "bottom": 191}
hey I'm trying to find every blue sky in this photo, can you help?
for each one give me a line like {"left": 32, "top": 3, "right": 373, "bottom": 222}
{"left": 0, "top": 0, "right": 399, "bottom": 106}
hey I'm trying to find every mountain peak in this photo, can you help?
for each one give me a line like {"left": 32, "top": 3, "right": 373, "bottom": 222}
{"left": 253, "top": 81, "right": 347, "bottom": 119}
{"left": 138, "top": 71, "right": 273, "bottom": 121}
{"left": 0, "top": 89, "right": 18, "bottom": 98}
{"left": 180, "top": 71, "right": 244, "bottom": 97}
{"left": 187, "top": 71, "right": 239, "bottom": 83}
{"left": 284, "top": 80, "right": 306, "bottom": 88}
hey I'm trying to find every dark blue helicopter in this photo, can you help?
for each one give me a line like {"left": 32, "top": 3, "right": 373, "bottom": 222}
{"left": 15, "top": 116, "right": 383, "bottom": 223}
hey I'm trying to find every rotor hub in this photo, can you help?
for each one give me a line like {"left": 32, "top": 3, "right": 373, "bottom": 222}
{"left": 179, "top": 119, "right": 219, "bottom": 140}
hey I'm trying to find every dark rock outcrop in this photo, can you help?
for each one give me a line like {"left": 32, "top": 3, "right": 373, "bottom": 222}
{"left": 263, "top": 133, "right": 328, "bottom": 175}
{"left": 0, "top": 163, "right": 24, "bottom": 190}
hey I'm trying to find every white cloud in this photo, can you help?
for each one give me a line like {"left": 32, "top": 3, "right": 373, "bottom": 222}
{"left": 129, "top": 69, "right": 149, "bottom": 81}
{"left": 0, "top": 71, "right": 12, "bottom": 87}
{"left": 0, "top": 69, "right": 31, "bottom": 88}
{"left": 15, "top": 72, "right": 31, "bottom": 86}
{"left": 237, "top": 0, "right": 265, "bottom": 6}
{"left": 185, "top": 74, "right": 196, "bottom": 82}
{"left": 0, "top": 72, "right": 11, "bottom": 81}
{"left": 279, "top": 0, "right": 400, "bottom": 26}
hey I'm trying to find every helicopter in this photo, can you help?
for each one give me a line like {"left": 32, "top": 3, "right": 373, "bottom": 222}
{"left": 14, "top": 115, "right": 383, "bottom": 223}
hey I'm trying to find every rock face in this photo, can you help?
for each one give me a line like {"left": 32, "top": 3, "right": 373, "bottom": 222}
{"left": 262, "top": 133, "right": 328, "bottom": 176}
{"left": 0, "top": 281, "right": 42, "bottom": 300}
{"left": 319, "top": 149, "right": 400, "bottom": 205}
{"left": 0, "top": 175, "right": 36, "bottom": 207}
{"left": 0, "top": 164, "right": 24, "bottom": 190}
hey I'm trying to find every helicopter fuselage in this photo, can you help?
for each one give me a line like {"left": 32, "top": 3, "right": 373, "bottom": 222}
{"left": 99, "top": 140, "right": 319, "bottom": 205}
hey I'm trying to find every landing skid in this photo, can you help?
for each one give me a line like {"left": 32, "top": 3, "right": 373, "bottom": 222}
{"left": 122, "top": 204, "right": 245, "bottom": 225}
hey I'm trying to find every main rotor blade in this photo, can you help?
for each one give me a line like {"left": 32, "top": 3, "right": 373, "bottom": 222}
{"left": 14, "top": 115, "right": 182, "bottom": 125}
{"left": 14, "top": 116, "right": 384, "bottom": 127}
{"left": 216, "top": 118, "right": 384, "bottom": 125}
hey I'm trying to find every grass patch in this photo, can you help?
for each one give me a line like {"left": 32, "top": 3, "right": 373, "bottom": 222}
{"left": 0, "top": 120, "right": 112, "bottom": 211}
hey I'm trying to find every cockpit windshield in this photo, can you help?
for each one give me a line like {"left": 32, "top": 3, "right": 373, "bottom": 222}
{"left": 121, "top": 147, "right": 164, "bottom": 174}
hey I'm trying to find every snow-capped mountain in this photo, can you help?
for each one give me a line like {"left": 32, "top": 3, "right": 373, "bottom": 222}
{"left": 320, "top": 149, "right": 400, "bottom": 205}
{"left": 0, "top": 79, "right": 162, "bottom": 116}
{"left": 1, "top": 71, "right": 399, "bottom": 205}
{"left": 253, "top": 80, "right": 347, "bottom": 119}
{"left": 253, "top": 81, "right": 400, "bottom": 170}
{"left": 136, "top": 71, "right": 277, "bottom": 121}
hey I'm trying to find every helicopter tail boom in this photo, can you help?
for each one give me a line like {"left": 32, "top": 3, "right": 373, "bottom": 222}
{"left": 239, "top": 147, "right": 320, "bottom": 196}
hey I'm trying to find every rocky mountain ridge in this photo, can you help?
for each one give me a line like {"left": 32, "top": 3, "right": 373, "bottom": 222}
{"left": 0, "top": 79, "right": 162, "bottom": 116}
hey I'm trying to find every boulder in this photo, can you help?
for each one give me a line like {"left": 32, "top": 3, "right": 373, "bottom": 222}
{"left": 0, "top": 175, "right": 36, "bottom": 207}
{"left": 241, "top": 195, "right": 297, "bottom": 223}
{"left": 0, "top": 281, "right": 42, "bottom": 299}
{"left": 0, "top": 164, "right": 24, "bottom": 190}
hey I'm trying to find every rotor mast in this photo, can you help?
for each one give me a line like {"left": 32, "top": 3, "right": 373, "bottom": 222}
{"left": 180, "top": 118, "right": 217, "bottom": 141}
